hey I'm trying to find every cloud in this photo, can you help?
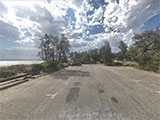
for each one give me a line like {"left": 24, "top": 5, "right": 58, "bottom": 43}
{"left": 69, "top": 32, "right": 83, "bottom": 39}
{"left": 14, "top": 4, "right": 67, "bottom": 36}
{"left": 102, "top": 0, "right": 160, "bottom": 51}
{"left": 90, "top": 6, "right": 104, "bottom": 23}
{"left": 0, "top": 21, "right": 20, "bottom": 41}
{"left": 0, "top": 0, "right": 160, "bottom": 59}
{"left": 127, "top": 0, "right": 160, "bottom": 31}
{"left": 104, "top": 0, "right": 160, "bottom": 33}
{"left": 0, "top": 2, "right": 7, "bottom": 17}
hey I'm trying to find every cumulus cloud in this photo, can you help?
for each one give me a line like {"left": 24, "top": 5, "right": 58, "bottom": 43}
{"left": 0, "top": 2, "right": 7, "bottom": 17}
{"left": 127, "top": 0, "right": 160, "bottom": 31}
{"left": 90, "top": 6, "right": 103, "bottom": 24}
{"left": 102, "top": 0, "right": 160, "bottom": 51}
{"left": 13, "top": 3, "right": 67, "bottom": 36}
{"left": 0, "top": 0, "right": 160, "bottom": 59}
{"left": 0, "top": 21, "right": 20, "bottom": 41}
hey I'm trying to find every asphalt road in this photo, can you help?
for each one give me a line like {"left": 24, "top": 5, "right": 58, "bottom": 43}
{"left": 0, "top": 65, "right": 160, "bottom": 120}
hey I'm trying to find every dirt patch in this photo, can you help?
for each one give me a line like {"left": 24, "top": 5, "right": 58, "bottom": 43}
{"left": 66, "top": 87, "right": 80, "bottom": 102}
{"left": 74, "top": 82, "right": 81, "bottom": 86}
{"left": 111, "top": 97, "right": 118, "bottom": 103}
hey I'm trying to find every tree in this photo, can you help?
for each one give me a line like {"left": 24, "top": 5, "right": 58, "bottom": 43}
{"left": 70, "top": 52, "right": 81, "bottom": 61}
{"left": 70, "top": 49, "right": 99, "bottom": 64}
{"left": 100, "top": 41, "right": 113, "bottom": 65}
{"left": 58, "top": 34, "right": 70, "bottom": 63}
{"left": 126, "top": 46, "right": 137, "bottom": 61}
{"left": 38, "top": 34, "right": 70, "bottom": 66}
{"left": 89, "top": 49, "right": 99, "bottom": 63}
{"left": 132, "top": 30, "right": 160, "bottom": 71}
{"left": 81, "top": 51, "right": 91, "bottom": 63}
{"left": 38, "top": 34, "right": 55, "bottom": 64}
{"left": 118, "top": 41, "right": 128, "bottom": 62}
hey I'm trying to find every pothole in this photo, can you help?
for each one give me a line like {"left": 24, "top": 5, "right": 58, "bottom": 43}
{"left": 111, "top": 97, "right": 118, "bottom": 103}
{"left": 66, "top": 87, "right": 80, "bottom": 102}
{"left": 97, "top": 83, "right": 105, "bottom": 93}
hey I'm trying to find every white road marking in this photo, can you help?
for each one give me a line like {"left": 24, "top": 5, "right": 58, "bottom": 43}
{"left": 46, "top": 93, "right": 57, "bottom": 99}
{"left": 46, "top": 94, "right": 53, "bottom": 96}
{"left": 133, "top": 79, "right": 141, "bottom": 83}
{"left": 51, "top": 93, "right": 57, "bottom": 99}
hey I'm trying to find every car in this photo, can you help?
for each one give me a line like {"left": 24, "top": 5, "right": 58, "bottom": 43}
{"left": 70, "top": 61, "right": 82, "bottom": 66}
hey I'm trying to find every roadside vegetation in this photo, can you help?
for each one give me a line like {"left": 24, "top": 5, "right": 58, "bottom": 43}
{"left": 0, "top": 34, "right": 70, "bottom": 79}
{"left": 71, "top": 25, "right": 160, "bottom": 72}
{"left": 37, "top": 33, "right": 70, "bottom": 71}
{"left": 38, "top": 34, "right": 70, "bottom": 66}
{"left": 0, "top": 26, "right": 159, "bottom": 79}
{"left": 0, "top": 62, "right": 69, "bottom": 79}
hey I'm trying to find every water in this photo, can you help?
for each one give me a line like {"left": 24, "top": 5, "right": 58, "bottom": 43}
{"left": 0, "top": 60, "right": 43, "bottom": 67}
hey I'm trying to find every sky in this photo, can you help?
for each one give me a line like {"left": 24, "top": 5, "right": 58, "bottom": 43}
{"left": 0, "top": 0, "right": 160, "bottom": 60}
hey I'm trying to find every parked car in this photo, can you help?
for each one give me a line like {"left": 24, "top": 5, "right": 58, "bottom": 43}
{"left": 70, "top": 61, "right": 82, "bottom": 66}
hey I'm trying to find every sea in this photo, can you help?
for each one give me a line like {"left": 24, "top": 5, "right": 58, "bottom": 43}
{"left": 0, "top": 59, "right": 43, "bottom": 67}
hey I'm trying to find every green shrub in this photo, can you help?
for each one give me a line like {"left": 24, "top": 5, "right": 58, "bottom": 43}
{"left": 62, "top": 63, "right": 69, "bottom": 67}
{"left": 113, "top": 62, "right": 122, "bottom": 66}
{"left": 123, "top": 61, "right": 138, "bottom": 67}
{"left": 132, "top": 30, "right": 160, "bottom": 72}
{"left": 24, "top": 66, "right": 33, "bottom": 73}
{"left": 31, "top": 64, "right": 45, "bottom": 74}
{"left": 0, "top": 61, "right": 69, "bottom": 78}
{"left": 0, "top": 70, "right": 17, "bottom": 78}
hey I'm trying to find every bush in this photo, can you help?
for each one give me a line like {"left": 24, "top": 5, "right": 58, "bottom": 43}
{"left": 31, "top": 64, "right": 45, "bottom": 74}
{"left": 113, "top": 62, "right": 122, "bottom": 66}
{"left": 132, "top": 30, "right": 160, "bottom": 72}
{"left": 24, "top": 66, "right": 32, "bottom": 73}
{"left": 62, "top": 63, "right": 69, "bottom": 67}
{"left": 0, "top": 61, "right": 69, "bottom": 78}
{"left": 123, "top": 61, "right": 138, "bottom": 67}
{"left": 0, "top": 65, "right": 28, "bottom": 78}
{"left": 0, "top": 70, "right": 17, "bottom": 78}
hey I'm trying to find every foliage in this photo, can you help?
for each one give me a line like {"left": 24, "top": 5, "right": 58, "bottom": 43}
{"left": 70, "top": 41, "right": 113, "bottom": 65}
{"left": 38, "top": 34, "right": 70, "bottom": 66}
{"left": 126, "top": 46, "right": 137, "bottom": 61}
{"left": 118, "top": 41, "right": 128, "bottom": 62}
{"left": 100, "top": 41, "right": 113, "bottom": 65}
{"left": 0, "top": 70, "right": 17, "bottom": 78}
{"left": 0, "top": 65, "right": 29, "bottom": 78}
{"left": 70, "top": 51, "right": 93, "bottom": 64}
{"left": 122, "top": 61, "right": 138, "bottom": 67}
{"left": 31, "top": 64, "right": 45, "bottom": 74}
{"left": 36, "top": 25, "right": 160, "bottom": 72}
{"left": 113, "top": 25, "right": 160, "bottom": 72}
{"left": 0, "top": 61, "right": 69, "bottom": 78}
{"left": 131, "top": 30, "right": 160, "bottom": 71}
{"left": 89, "top": 49, "right": 99, "bottom": 63}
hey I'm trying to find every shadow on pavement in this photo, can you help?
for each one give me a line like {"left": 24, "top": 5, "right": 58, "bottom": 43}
{"left": 52, "top": 69, "right": 91, "bottom": 80}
